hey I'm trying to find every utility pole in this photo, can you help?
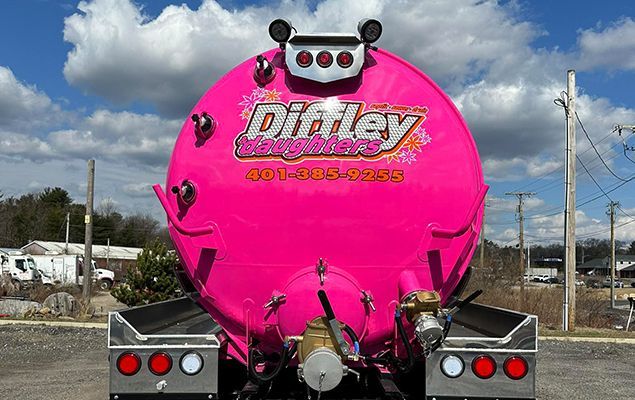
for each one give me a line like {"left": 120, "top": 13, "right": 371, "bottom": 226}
{"left": 64, "top": 212, "right": 70, "bottom": 254}
{"left": 106, "top": 237, "right": 110, "bottom": 269}
{"left": 527, "top": 242, "right": 531, "bottom": 271}
{"left": 563, "top": 70, "right": 576, "bottom": 331}
{"left": 608, "top": 201, "right": 618, "bottom": 309}
{"left": 505, "top": 191, "right": 535, "bottom": 310}
{"left": 479, "top": 199, "right": 486, "bottom": 269}
{"left": 83, "top": 159, "right": 95, "bottom": 302}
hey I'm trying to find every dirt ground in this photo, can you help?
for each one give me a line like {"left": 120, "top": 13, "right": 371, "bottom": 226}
{"left": 0, "top": 324, "right": 633, "bottom": 400}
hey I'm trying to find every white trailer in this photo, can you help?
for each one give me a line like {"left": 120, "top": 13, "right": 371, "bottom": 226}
{"left": 29, "top": 254, "right": 115, "bottom": 290}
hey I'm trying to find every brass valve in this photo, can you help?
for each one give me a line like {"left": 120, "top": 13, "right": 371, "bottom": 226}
{"left": 401, "top": 290, "right": 441, "bottom": 322}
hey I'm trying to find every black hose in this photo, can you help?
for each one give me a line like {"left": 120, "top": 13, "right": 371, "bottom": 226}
{"left": 248, "top": 341, "right": 296, "bottom": 384}
{"left": 394, "top": 310, "right": 415, "bottom": 373}
{"left": 342, "top": 324, "right": 360, "bottom": 346}
{"left": 363, "top": 311, "right": 415, "bottom": 373}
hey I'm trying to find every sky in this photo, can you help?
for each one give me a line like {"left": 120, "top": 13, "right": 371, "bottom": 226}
{"left": 1, "top": 0, "right": 635, "bottom": 246}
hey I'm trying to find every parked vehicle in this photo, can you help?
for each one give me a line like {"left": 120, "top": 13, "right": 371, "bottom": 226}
{"left": 0, "top": 252, "right": 41, "bottom": 289}
{"left": 545, "top": 277, "right": 560, "bottom": 284}
{"left": 533, "top": 274, "right": 549, "bottom": 282}
{"left": 602, "top": 278, "right": 624, "bottom": 288}
{"left": 108, "top": 19, "right": 537, "bottom": 400}
{"left": 631, "top": 281, "right": 635, "bottom": 288}
{"left": 29, "top": 254, "right": 114, "bottom": 290}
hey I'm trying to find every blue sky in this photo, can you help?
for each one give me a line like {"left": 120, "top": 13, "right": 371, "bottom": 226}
{"left": 1, "top": 0, "right": 634, "bottom": 245}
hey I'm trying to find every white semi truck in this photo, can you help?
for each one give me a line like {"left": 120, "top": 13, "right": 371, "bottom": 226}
{"left": 0, "top": 252, "right": 42, "bottom": 289}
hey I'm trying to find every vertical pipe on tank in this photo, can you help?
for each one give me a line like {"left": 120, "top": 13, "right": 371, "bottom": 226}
{"left": 398, "top": 270, "right": 425, "bottom": 301}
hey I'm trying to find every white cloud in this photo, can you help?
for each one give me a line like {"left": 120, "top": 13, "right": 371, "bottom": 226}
{"left": 62, "top": 0, "right": 537, "bottom": 117}
{"left": 578, "top": 17, "right": 635, "bottom": 71}
{"left": 122, "top": 182, "right": 154, "bottom": 198}
{"left": 47, "top": 110, "right": 181, "bottom": 167}
{"left": 0, "top": 66, "right": 64, "bottom": 130}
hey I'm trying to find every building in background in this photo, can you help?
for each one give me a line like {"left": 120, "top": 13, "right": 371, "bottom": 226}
{"left": 21, "top": 241, "right": 142, "bottom": 281}
{"left": 576, "top": 255, "right": 635, "bottom": 278}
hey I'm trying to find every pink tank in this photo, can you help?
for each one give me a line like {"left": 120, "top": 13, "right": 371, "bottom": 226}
{"left": 154, "top": 44, "right": 487, "bottom": 362}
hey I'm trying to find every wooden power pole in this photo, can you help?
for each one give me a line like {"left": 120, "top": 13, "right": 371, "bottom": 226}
{"left": 563, "top": 70, "right": 576, "bottom": 331}
{"left": 479, "top": 200, "right": 486, "bottom": 270}
{"left": 64, "top": 212, "right": 70, "bottom": 254}
{"left": 505, "top": 191, "right": 535, "bottom": 310}
{"left": 608, "top": 201, "right": 618, "bottom": 309}
{"left": 83, "top": 159, "right": 95, "bottom": 302}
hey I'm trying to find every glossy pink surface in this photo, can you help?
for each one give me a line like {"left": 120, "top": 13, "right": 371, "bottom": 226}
{"left": 158, "top": 48, "right": 487, "bottom": 362}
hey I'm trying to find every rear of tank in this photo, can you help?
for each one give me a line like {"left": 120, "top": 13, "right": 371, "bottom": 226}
{"left": 156, "top": 17, "right": 486, "bottom": 384}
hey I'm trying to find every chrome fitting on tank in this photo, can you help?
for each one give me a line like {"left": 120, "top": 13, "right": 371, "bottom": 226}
{"left": 253, "top": 55, "right": 276, "bottom": 85}
{"left": 191, "top": 112, "right": 215, "bottom": 139}
{"left": 297, "top": 347, "right": 347, "bottom": 392}
{"left": 413, "top": 314, "right": 443, "bottom": 348}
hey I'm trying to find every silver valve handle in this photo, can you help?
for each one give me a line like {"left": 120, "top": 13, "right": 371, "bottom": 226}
{"left": 264, "top": 293, "right": 287, "bottom": 309}
{"left": 361, "top": 290, "right": 376, "bottom": 312}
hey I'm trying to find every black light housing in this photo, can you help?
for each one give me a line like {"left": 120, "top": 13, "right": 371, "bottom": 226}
{"left": 269, "top": 19, "right": 293, "bottom": 43}
{"left": 357, "top": 18, "right": 382, "bottom": 43}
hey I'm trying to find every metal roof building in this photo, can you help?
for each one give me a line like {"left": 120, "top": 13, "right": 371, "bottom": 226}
{"left": 21, "top": 241, "right": 143, "bottom": 280}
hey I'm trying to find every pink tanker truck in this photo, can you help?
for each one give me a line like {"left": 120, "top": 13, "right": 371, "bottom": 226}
{"left": 108, "top": 19, "right": 537, "bottom": 400}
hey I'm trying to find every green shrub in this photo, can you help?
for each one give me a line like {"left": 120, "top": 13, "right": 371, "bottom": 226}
{"left": 112, "top": 240, "right": 179, "bottom": 306}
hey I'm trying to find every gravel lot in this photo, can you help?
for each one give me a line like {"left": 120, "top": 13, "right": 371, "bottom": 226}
{"left": 0, "top": 324, "right": 633, "bottom": 399}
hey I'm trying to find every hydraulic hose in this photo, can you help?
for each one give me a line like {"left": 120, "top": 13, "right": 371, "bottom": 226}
{"left": 394, "top": 309, "right": 415, "bottom": 373}
{"left": 248, "top": 341, "right": 297, "bottom": 384}
{"left": 363, "top": 310, "right": 415, "bottom": 373}
{"left": 342, "top": 324, "right": 360, "bottom": 354}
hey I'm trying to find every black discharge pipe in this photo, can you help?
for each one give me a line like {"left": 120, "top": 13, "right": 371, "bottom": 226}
{"left": 248, "top": 341, "right": 297, "bottom": 384}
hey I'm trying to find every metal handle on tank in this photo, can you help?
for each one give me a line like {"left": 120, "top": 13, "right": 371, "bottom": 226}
{"left": 430, "top": 185, "right": 489, "bottom": 241}
{"left": 152, "top": 184, "right": 215, "bottom": 236}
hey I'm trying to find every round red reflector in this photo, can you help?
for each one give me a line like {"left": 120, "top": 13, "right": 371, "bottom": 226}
{"left": 117, "top": 352, "right": 141, "bottom": 376}
{"left": 337, "top": 51, "right": 353, "bottom": 68}
{"left": 296, "top": 51, "right": 312, "bottom": 68}
{"left": 149, "top": 352, "right": 173, "bottom": 376}
{"left": 317, "top": 51, "right": 333, "bottom": 68}
{"left": 471, "top": 355, "right": 496, "bottom": 379}
{"left": 504, "top": 356, "right": 528, "bottom": 380}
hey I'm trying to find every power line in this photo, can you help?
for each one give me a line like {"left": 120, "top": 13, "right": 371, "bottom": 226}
{"left": 576, "top": 112, "right": 631, "bottom": 182}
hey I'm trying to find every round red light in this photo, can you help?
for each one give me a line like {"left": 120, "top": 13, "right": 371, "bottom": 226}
{"left": 117, "top": 352, "right": 141, "bottom": 376}
{"left": 296, "top": 51, "right": 312, "bottom": 68}
{"left": 149, "top": 352, "right": 173, "bottom": 376}
{"left": 337, "top": 51, "right": 353, "bottom": 68}
{"left": 504, "top": 356, "right": 528, "bottom": 380}
{"left": 317, "top": 51, "right": 333, "bottom": 68}
{"left": 471, "top": 355, "right": 496, "bottom": 379}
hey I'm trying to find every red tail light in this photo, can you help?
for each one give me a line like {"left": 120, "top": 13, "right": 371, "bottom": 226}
{"left": 317, "top": 51, "right": 333, "bottom": 68}
{"left": 504, "top": 356, "right": 528, "bottom": 380}
{"left": 117, "top": 352, "right": 141, "bottom": 376}
{"left": 471, "top": 355, "right": 496, "bottom": 379}
{"left": 149, "top": 352, "right": 173, "bottom": 375}
{"left": 296, "top": 51, "right": 313, "bottom": 68}
{"left": 337, "top": 51, "right": 353, "bottom": 68}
